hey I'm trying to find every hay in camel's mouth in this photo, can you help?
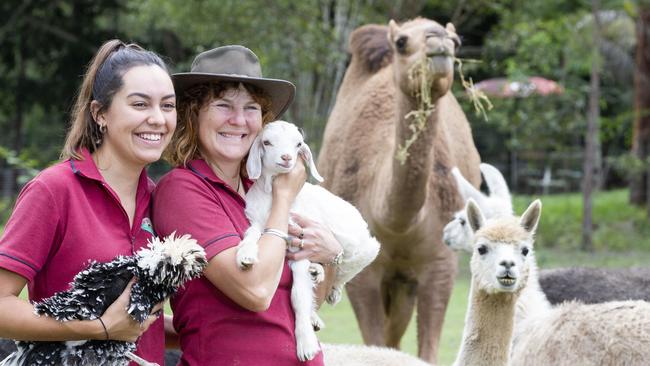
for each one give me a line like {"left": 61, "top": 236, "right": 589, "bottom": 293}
{"left": 395, "top": 55, "right": 492, "bottom": 165}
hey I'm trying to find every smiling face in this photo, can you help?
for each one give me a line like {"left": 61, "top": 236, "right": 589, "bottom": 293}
{"left": 197, "top": 85, "right": 263, "bottom": 170}
{"left": 95, "top": 64, "right": 176, "bottom": 169}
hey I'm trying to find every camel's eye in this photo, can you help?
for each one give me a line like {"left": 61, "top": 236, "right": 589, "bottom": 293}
{"left": 478, "top": 245, "right": 488, "bottom": 255}
{"left": 521, "top": 247, "right": 529, "bottom": 257}
{"left": 395, "top": 36, "right": 408, "bottom": 53}
{"left": 263, "top": 140, "right": 272, "bottom": 146}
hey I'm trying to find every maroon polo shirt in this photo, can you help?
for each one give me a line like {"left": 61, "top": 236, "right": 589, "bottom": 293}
{"left": 153, "top": 159, "right": 323, "bottom": 365}
{"left": 0, "top": 148, "right": 164, "bottom": 365}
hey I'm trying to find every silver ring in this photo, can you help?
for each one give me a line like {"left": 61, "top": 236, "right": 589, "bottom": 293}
{"left": 299, "top": 239, "right": 304, "bottom": 249}
{"left": 298, "top": 227, "right": 304, "bottom": 239}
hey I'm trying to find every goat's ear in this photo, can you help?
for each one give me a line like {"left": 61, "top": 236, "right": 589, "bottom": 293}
{"left": 520, "top": 199, "right": 542, "bottom": 234}
{"left": 466, "top": 198, "right": 485, "bottom": 233}
{"left": 246, "top": 134, "right": 264, "bottom": 180}
{"left": 452, "top": 167, "right": 487, "bottom": 207}
{"left": 299, "top": 143, "right": 323, "bottom": 182}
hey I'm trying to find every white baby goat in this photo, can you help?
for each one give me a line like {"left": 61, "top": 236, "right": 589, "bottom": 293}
{"left": 236, "top": 120, "right": 380, "bottom": 361}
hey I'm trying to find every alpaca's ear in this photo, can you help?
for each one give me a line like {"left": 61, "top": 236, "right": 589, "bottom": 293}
{"left": 388, "top": 19, "right": 399, "bottom": 42}
{"left": 466, "top": 198, "right": 485, "bottom": 233}
{"left": 246, "top": 134, "right": 264, "bottom": 179}
{"left": 520, "top": 199, "right": 542, "bottom": 234}
{"left": 452, "top": 167, "right": 487, "bottom": 208}
{"left": 299, "top": 143, "right": 324, "bottom": 182}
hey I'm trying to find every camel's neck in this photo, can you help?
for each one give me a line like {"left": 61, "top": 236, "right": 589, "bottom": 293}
{"left": 454, "top": 281, "right": 519, "bottom": 366}
{"left": 381, "top": 91, "right": 443, "bottom": 229}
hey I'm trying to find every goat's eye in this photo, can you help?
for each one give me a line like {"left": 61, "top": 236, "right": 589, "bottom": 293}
{"left": 459, "top": 218, "right": 466, "bottom": 226}
{"left": 521, "top": 247, "right": 529, "bottom": 256}
{"left": 297, "top": 142, "right": 302, "bottom": 148}
{"left": 395, "top": 36, "right": 408, "bottom": 53}
{"left": 263, "top": 140, "right": 272, "bottom": 146}
{"left": 477, "top": 245, "right": 488, "bottom": 255}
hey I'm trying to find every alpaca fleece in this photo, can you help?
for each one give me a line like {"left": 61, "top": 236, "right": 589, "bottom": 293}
{"left": 1, "top": 233, "right": 206, "bottom": 366}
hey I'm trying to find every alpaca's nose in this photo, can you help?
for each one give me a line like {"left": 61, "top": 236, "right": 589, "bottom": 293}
{"left": 281, "top": 154, "right": 292, "bottom": 162}
{"left": 500, "top": 260, "right": 515, "bottom": 270}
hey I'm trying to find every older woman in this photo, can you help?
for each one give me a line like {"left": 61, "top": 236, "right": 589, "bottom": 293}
{"left": 153, "top": 45, "right": 342, "bottom": 365}
{"left": 0, "top": 40, "right": 175, "bottom": 365}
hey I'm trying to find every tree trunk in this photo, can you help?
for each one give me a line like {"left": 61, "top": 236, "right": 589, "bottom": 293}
{"left": 630, "top": 7, "right": 650, "bottom": 208}
{"left": 2, "top": 35, "right": 25, "bottom": 198}
{"left": 582, "top": 0, "right": 602, "bottom": 252}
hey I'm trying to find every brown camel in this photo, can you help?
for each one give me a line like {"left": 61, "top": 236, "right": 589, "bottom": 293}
{"left": 317, "top": 18, "right": 481, "bottom": 363}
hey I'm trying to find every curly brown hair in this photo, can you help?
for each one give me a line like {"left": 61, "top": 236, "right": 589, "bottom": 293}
{"left": 165, "top": 81, "right": 274, "bottom": 167}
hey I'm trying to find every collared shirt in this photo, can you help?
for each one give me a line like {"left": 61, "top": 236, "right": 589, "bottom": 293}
{"left": 0, "top": 148, "right": 163, "bottom": 365}
{"left": 153, "top": 159, "right": 324, "bottom": 366}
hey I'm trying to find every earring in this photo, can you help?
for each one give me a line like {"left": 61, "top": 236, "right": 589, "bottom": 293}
{"left": 95, "top": 124, "right": 107, "bottom": 145}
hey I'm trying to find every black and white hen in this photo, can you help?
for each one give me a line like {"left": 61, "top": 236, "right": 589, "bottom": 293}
{"left": 1, "top": 233, "right": 206, "bottom": 366}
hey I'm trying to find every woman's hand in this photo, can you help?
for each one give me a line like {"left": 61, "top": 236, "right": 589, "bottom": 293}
{"left": 99, "top": 278, "right": 163, "bottom": 342}
{"left": 286, "top": 213, "right": 343, "bottom": 264}
{"left": 272, "top": 158, "right": 307, "bottom": 203}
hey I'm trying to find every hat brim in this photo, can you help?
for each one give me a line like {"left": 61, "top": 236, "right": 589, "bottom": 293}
{"left": 172, "top": 73, "right": 295, "bottom": 120}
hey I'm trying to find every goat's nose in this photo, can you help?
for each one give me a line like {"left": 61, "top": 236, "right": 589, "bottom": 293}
{"left": 281, "top": 154, "right": 292, "bottom": 162}
{"left": 500, "top": 260, "right": 515, "bottom": 270}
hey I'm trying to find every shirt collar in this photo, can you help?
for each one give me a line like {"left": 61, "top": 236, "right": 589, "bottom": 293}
{"left": 69, "top": 148, "right": 153, "bottom": 195}
{"left": 186, "top": 158, "right": 253, "bottom": 191}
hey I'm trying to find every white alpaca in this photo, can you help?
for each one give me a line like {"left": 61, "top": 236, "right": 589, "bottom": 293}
{"left": 237, "top": 120, "right": 380, "bottom": 361}
{"left": 443, "top": 163, "right": 512, "bottom": 252}
{"left": 455, "top": 199, "right": 650, "bottom": 366}
{"left": 322, "top": 344, "right": 431, "bottom": 366}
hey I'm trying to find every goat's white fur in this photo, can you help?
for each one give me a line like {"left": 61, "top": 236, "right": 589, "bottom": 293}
{"left": 444, "top": 163, "right": 513, "bottom": 252}
{"left": 237, "top": 120, "right": 380, "bottom": 361}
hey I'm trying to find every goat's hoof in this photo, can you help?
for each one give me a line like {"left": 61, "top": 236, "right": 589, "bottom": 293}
{"left": 308, "top": 263, "right": 325, "bottom": 283}
{"left": 326, "top": 287, "right": 342, "bottom": 305}
{"left": 236, "top": 247, "right": 259, "bottom": 270}
{"left": 311, "top": 311, "right": 325, "bottom": 331}
{"left": 296, "top": 334, "right": 320, "bottom": 361}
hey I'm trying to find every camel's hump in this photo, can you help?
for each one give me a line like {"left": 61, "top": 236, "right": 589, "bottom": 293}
{"left": 349, "top": 24, "right": 393, "bottom": 73}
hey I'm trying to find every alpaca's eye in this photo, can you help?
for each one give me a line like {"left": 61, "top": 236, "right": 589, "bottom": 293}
{"left": 395, "top": 36, "right": 408, "bottom": 53}
{"left": 263, "top": 140, "right": 272, "bottom": 146}
{"left": 522, "top": 247, "right": 529, "bottom": 256}
{"left": 297, "top": 142, "right": 302, "bottom": 148}
{"left": 478, "top": 245, "right": 488, "bottom": 255}
{"left": 459, "top": 218, "right": 466, "bottom": 226}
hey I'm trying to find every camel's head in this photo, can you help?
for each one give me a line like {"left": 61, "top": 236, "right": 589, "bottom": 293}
{"left": 387, "top": 17, "right": 460, "bottom": 99}
{"left": 247, "top": 120, "right": 323, "bottom": 184}
{"left": 466, "top": 199, "right": 542, "bottom": 294}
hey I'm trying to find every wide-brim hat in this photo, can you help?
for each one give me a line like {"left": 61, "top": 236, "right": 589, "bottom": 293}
{"left": 173, "top": 45, "right": 295, "bottom": 119}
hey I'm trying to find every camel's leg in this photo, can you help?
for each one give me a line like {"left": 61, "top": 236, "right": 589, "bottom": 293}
{"left": 383, "top": 275, "right": 418, "bottom": 349}
{"left": 416, "top": 248, "right": 457, "bottom": 364}
{"left": 346, "top": 264, "right": 386, "bottom": 346}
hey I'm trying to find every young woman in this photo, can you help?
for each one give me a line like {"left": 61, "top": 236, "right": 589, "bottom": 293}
{"left": 153, "top": 45, "right": 343, "bottom": 365}
{"left": 0, "top": 39, "right": 176, "bottom": 365}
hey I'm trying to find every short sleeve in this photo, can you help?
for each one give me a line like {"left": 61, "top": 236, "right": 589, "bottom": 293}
{"left": 0, "top": 180, "right": 61, "bottom": 281}
{"left": 153, "top": 172, "right": 242, "bottom": 260}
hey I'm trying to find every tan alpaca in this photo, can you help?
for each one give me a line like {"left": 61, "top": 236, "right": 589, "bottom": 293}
{"left": 317, "top": 17, "right": 481, "bottom": 362}
{"left": 453, "top": 199, "right": 541, "bottom": 366}
{"left": 457, "top": 199, "right": 650, "bottom": 366}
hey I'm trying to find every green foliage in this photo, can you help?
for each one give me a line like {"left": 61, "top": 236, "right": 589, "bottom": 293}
{"left": 514, "top": 189, "right": 650, "bottom": 252}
